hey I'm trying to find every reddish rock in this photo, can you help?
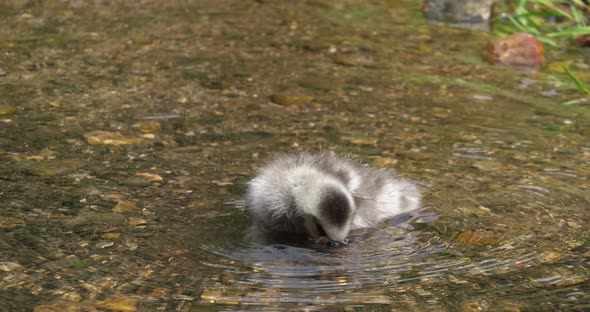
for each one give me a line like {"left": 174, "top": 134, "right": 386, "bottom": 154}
{"left": 483, "top": 32, "right": 544, "bottom": 68}
{"left": 576, "top": 34, "right": 590, "bottom": 48}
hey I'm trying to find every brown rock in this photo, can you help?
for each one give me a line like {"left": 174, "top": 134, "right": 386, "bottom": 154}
{"left": 483, "top": 32, "right": 544, "bottom": 68}
{"left": 576, "top": 34, "right": 590, "bottom": 48}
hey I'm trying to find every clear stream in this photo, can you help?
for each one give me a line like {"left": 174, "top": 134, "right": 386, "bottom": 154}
{"left": 0, "top": 1, "right": 589, "bottom": 311}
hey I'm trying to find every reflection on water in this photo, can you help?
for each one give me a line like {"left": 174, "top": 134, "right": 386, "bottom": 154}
{"left": 197, "top": 209, "right": 563, "bottom": 310}
{"left": 0, "top": 0, "right": 589, "bottom": 311}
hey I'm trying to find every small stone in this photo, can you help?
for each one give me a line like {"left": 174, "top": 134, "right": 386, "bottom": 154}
{"left": 373, "top": 157, "right": 398, "bottom": 167}
{"left": 0, "top": 261, "right": 22, "bottom": 271}
{"left": 101, "top": 232, "right": 122, "bottom": 239}
{"left": 270, "top": 93, "right": 314, "bottom": 106}
{"left": 128, "top": 217, "right": 147, "bottom": 227}
{"left": 0, "top": 105, "right": 16, "bottom": 116}
{"left": 125, "top": 239, "right": 139, "bottom": 251}
{"left": 350, "top": 138, "right": 377, "bottom": 145}
{"left": 112, "top": 200, "right": 139, "bottom": 213}
{"left": 96, "top": 241, "right": 114, "bottom": 248}
{"left": 454, "top": 230, "right": 503, "bottom": 245}
{"left": 135, "top": 172, "right": 164, "bottom": 182}
{"left": 95, "top": 297, "right": 137, "bottom": 312}
{"left": 0, "top": 217, "right": 25, "bottom": 229}
{"left": 539, "top": 251, "right": 561, "bottom": 264}
{"left": 131, "top": 120, "right": 160, "bottom": 133}
{"left": 30, "top": 156, "right": 49, "bottom": 163}
{"left": 477, "top": 205, "right": 492, "bottom": 215}
{"left": 472, "top": 160, "right": 502, "bottom": 171}
{"left": 27, "top": 159, "right": 84, "bottom": 176}
{"left": 61, "top": 292, "right": 83, "bottom": 302}
{"left": 566, "top": 220, "right": 582, "bottom": 229}
{"left": 83, "top": 131, "right": 141, "bottom": 146}
{"left": 483, "top": 32, "right": 544, "bottom": 68}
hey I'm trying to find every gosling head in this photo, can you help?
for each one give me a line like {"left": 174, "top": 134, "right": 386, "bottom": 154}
{"left": 302, "top": 186, "right": 355, "bottom": 243}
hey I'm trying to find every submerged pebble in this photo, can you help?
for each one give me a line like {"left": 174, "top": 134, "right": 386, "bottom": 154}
{"left": 112, "top": 200, "right": 139, "bottom": 213}
{"left": 270, "top": 93, "right": 314, "bottom": 106}
{"left": 0, "top": 261, "right": 22, "bottom": 272}
{"left": 27, "top": 159, "right": 84, "bottom": 176}
{"left": 83, "top": 131, "right": 141, "bottom": 146}
{"left": 0, "top": 217, "right": 25, "bottom": 229}
{"left": 0, "top": 104, "right": 16, "bottom": 116}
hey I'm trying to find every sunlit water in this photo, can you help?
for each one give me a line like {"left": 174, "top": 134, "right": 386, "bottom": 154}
{"left": 0, "top": 0, "right": 589, "bottom": 311}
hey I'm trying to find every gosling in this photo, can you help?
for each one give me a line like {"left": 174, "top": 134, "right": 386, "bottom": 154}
{"left": 244, "top": 152, "right": 421, "bottom": 245}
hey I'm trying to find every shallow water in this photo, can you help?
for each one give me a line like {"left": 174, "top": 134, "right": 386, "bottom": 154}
{"left": 0, "top": 0, "right": 589, "bottom": 311}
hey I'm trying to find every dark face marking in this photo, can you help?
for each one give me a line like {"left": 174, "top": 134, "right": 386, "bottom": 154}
{"left": 319, "top": 188, "right": 350, "bottom": 227}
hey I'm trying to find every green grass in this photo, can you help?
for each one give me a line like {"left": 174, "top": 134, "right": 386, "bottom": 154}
{"left": 494, "top": 0, "right": 590, "bottom": 47}
{"left": 495, "top": 1, "right": 590, "bottom": 99}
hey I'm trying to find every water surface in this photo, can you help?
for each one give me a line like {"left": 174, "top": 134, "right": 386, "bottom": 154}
{"left": 0, "top": 0, "right": 588, "bottom": 311}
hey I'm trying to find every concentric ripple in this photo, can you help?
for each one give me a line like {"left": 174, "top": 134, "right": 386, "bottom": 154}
{"left": 197, "top": 209, "right": 545, "bottom": 308}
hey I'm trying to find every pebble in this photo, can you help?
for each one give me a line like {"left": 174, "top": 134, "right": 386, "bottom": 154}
{"left": 0, "top": 261, "right": 22, "bottom": 271}
{"left": 0, "top": 217, "right": 25, "bottom": 229}
{"left": 539, "top": 251, "right": 561, "bottom": 264}
{"left": 0, "top": 104, "right": 16, "bottom": 116}
{"left": 96, "top": 241, "right": 114, "bottom": 248}
{"left": 112, "top": 200, "right": 139, "bottom": 213}
{"left": 472, "top": 160, "right": 502, "bottom": 171}
{"left": 131, "top": 120, "right": 160, "bottom": 133}
{"left": 372, "top": 157, "right": 398, "bottom": 167}
{"left": 83, "top": 131, "right": 141, "bottom": 146}
{"left": 27, "top": 159, "right": 84, "bottom": 176}
{"left": 483, "top": 32, "right": 544, "bottom": 68}
{"left": 135, "top": 172, "right": 164, "bottom": 182}
{"left": 128, "top": 217, "right": 147, "bottom": 227}
{"left": 349, "top": 138, "right": 377, "bottom": 145}
{"left": 95, "top": 296, "right": 137, "bottom": 311}
{"left": 270, "top": 93, "right": 314, "bottom": 106}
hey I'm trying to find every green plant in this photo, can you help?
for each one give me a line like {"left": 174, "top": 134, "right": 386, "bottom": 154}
{"left": 494, "top": 0, "right": 590, "bottom": 47}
